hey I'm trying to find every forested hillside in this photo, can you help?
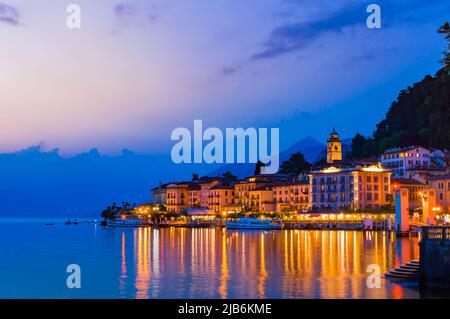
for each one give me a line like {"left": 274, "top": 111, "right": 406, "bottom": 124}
{"left": 349, "top": 22, "right": 450, "bottom": 159}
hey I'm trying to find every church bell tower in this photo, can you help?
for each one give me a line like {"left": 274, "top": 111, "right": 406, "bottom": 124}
{"left": 327, "top": 127, "right": 342, "bottom": 163}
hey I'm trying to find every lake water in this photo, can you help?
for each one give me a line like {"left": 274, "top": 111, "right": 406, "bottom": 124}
{"left": 0, "top": 219, "right": 425, "bottom": 299}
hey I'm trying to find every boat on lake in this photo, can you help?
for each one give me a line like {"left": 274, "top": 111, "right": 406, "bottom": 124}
{"left": 106, "top": 217, "right": 149, "bottom": 227}
{"left": 226, "top": 217, "right": 283, "bottom": 230}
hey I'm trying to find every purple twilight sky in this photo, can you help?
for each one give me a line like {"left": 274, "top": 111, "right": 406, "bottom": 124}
{"left": 0, "top": 0, "right": 449, "bottom": 155}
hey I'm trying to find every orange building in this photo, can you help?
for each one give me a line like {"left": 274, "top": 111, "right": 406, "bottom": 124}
{"left": 198, "top": 177, "right": 222, "bottom": 208}
{"left": 249, "top": 185, "right": 276, "bottom": 213}
{"left": 208, "top": 183, "right": 235, "bottom": 213}
{"left": 166, "top": 182, "right": 200, "bottom": 213}
{"left": 234, "top": 175, "right": 289, "bottom": 209}
{"left": 272, "top": 181, "right": 310, "bottom": 212}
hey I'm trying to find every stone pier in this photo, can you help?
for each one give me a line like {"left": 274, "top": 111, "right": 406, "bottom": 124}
{"left": 419, "top": 226, "right": 450, "bottom": 284}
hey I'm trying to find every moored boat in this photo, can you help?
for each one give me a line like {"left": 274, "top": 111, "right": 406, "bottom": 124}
{"left": 106, "top": 217, "right": 149, "bottom": 227}
{"left": 226, "top": 217, "right": 283, "bottom": 230}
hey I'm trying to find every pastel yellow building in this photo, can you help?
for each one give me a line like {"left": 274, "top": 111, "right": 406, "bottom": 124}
{"left": 249, "top": 185, "right": 275, "bottom": 213}
{"left": 234, "top": 175, "right": 288, "bottom": 209}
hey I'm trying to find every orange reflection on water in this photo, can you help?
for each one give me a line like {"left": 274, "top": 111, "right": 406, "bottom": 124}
{"left": 258, "top": 233, "right": 267, "bottom": 298}
{"left": 218, "top": 229, "right": 228, "bottom": 299}
{"left": 122, "top": 228, "right": 420, "bottom": 299}
{"left": 135, "top": 228, "right": 151, "bottom": 299}
{"left": 119, "top": 232, "right": 127, "bottom": 297}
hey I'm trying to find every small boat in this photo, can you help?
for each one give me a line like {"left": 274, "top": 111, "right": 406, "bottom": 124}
{"left": 106, "top": 217, "right": 149, "bottom": 227}
{"left": 226, "top": 217, "right": 283, "bottom": 230}
{"left": 44, "top": 223, "right": 55, "bottom": 226}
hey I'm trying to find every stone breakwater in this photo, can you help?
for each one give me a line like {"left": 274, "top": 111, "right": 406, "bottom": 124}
{"left": 419, "top": 226, "right": 450, "bottom": 284}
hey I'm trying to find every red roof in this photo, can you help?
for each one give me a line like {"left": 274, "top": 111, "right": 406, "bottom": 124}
{"left": 391, "top": 178, "right": 425, "bottom": 185}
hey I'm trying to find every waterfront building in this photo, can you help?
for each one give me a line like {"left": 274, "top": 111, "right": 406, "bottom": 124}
{"left": 187, "top": 184, "right": 201, "bottom": 208}
{"left": 208, "top": 183, "right": 235, "bottom": 214}
{"left": 272, "top": 181, "right": 310, "bottom": 212}
{"left": 234, "top": 174, "right": 289, "bottom": 209}
{"left": 184, "top": 207, "right": 217, "bottom": 221}
{"left": 309, "top": 163, "right": 391, "bottom": 211}
{"left": 248, "top": 185, "right": 276, "bottom": 213}
{"left": 151, "top": 183, "right": 168, "bottom": 205}
{"left": 166, "top": 182, "right": 200, "bottom": 213}
{"left": 428, "top": 174, "right": 450, "bottom": 211}
{"left": 197, "top": 177, "right": 223, "bottom": 208}
{"left": 406, "top": 166, "right": 449, "bottom": 185}
{"left": 327, "top": 128, "right": 342, "bottom": 163}
{"left": 381, "top": 146, "right": 431, "bottom": 177}
{"left": 391, "top": 178, "right": 426, "bottom": 209}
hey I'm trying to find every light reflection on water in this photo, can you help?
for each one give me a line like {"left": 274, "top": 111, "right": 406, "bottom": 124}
{"left": 125, "top": 227, "right": 420, "bottom": 299}
{"left": 0, "top": 222, "right": 421, "bottom": 299}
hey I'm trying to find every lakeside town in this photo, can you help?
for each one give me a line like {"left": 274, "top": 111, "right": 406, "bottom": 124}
{"left": 101, "top": 128, "right": 450, "bottom": 232}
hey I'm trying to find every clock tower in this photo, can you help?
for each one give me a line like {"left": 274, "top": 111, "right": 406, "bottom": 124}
{"left": 327, "top": 128, "right": 342, "bottom": 163}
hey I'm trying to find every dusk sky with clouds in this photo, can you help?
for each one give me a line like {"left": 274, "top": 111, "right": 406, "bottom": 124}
{"left": 1, "top": 0, "right": 449, "bottom": 155}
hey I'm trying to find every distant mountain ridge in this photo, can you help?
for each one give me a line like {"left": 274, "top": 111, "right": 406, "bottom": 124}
{"left": 208, "top": 136, "right": 352, "bottom": 178}
{"left": 0, "top": 146, "right": 219, "bottom": 217}
{"left": 0, "top": 136, "right": 352, "bottom": 216}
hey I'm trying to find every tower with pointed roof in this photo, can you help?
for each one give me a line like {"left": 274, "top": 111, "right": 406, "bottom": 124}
{"left": 327, "top": 127, "right": 342, "bottom": 163}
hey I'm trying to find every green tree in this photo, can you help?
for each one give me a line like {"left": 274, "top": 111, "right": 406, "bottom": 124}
{"left": 101, "top": 202, "right": 120, "bottom": 220}
{"left": 348, "top": 23, "right": 450, "bottom": 159}
{"left": 348, "top": 133, "right": 367, "bottom": 159}
{"left": 254, "top": 160, "right": 266, "bottom": 175}
{"left": 222, "top": 171, "right": 238, "bottom": 182}
{"left": 438, "top": 22, "right": 450, "bottom": 72}
{"left": 279, "top": 152, "right": 311, "bottom": 175}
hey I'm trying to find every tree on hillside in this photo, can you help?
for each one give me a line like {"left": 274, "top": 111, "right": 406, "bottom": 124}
{"left": 192, "top": 173, "right": 199, "bottom": 181}
{"left": 438, "top": 22, "right": 450, "bottom": 72}
{"left": 221, "top": 171, "right": 238, "bottom": 182}
{"left": 348, "top": 23, "right": 450, "bottom": 159}
{"left": 254, "top": 161, "right": 266, "bottom": 175}
{"left": 279, "top": 152, "right": 311, "bottom": 175}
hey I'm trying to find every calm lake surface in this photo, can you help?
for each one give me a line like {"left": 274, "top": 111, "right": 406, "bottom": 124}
{"left": 0, "top": 219, "right": 425, "bottom": 299}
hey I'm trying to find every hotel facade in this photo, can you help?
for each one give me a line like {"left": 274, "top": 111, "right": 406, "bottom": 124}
{"left": 381, "top": 146, "right": 431, "bottom": 177}
{"left": 309, "top": 165, "right": 391, "bottom": 211}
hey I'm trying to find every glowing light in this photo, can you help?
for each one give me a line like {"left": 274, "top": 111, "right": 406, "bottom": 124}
{"left": 321, "top": 166, "right": 341, "bottom": 174}
{"left": 361, "top": 165, "right": 385, "bottom": 172}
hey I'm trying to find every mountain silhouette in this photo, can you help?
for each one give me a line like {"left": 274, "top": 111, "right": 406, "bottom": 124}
{"left": 0, "top": 136, "right": 352, "bottom": 217}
